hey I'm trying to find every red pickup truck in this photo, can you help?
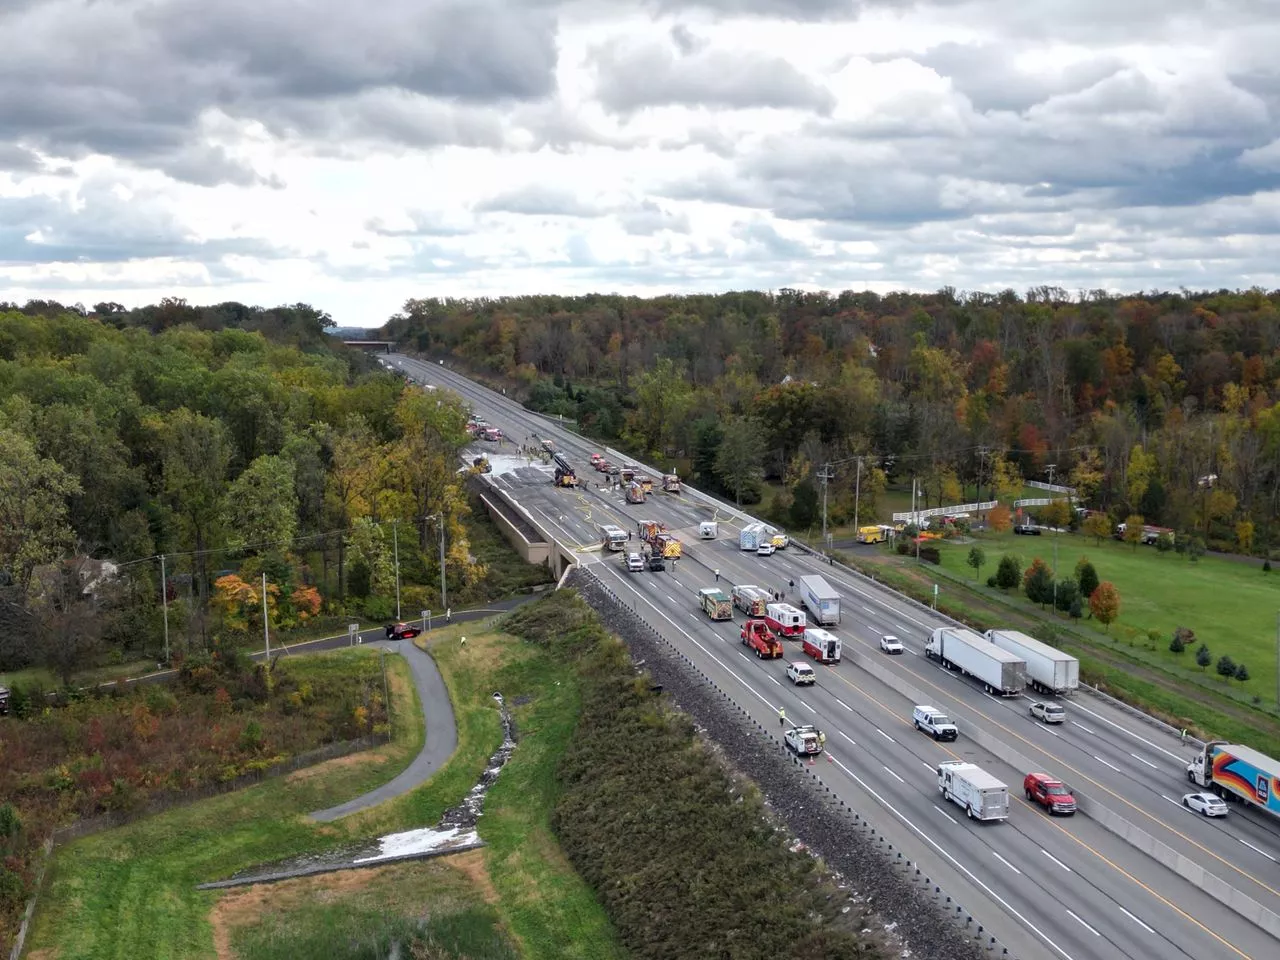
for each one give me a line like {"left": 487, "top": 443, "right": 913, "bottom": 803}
{"left": 741, "top": 619, "right": 784, "bottom": 659}
{"left": 1024, "top": 772, "right": 1076, "bottom": 815}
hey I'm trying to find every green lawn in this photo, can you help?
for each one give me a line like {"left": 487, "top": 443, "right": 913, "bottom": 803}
{"left": 228, "top": 858, "right": 519, "bottom": 960}
{"left": 936, "top": 529, "right": 1280, "bottom": 702}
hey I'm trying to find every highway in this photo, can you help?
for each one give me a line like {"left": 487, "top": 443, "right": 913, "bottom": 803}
{"left": 390, "top": 352, "right": 1280, "bottom": 960}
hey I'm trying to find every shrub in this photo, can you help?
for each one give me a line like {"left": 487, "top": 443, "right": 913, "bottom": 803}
{"left": 918, "top": 546, "right": 941, "bottom": 565}
{"left": 986, "top": 575, "right": 998, "bottom": 588}
{"left": 995, "top": 554, "right": 1022, "bottom": 590}
{"left": 1155, "top": 532, "right": 1174, "bottom": 554}
{"left": 1235, "top": 663, "right": 1250, "bottom": 683}
{"left": 1264, "top": 560, "right": 1272, "bottom": 573}
{"left": 1023, "top": 558, "right": 1053, "bottom": 606}
{"left": 1053, "top": 580, "right": 1078, "bottom": 612}
{"left": 895, "top": 540, "right": 911, "bottom": 556}
{"left": 1216, "top": 655, "right": 1237, "bottom": 679}
{"left": 1068, "top": 596, "right": 1083, "bottom": 619}
{"left": 1076, "top": 561, "right": 1099, "bottom": 605}
{"left": 1188, "top": 536, "right": 1206, "bottom": 562}
{"left": 1196, "top": 644, "right": 1212, "bottom": 670}
{"left": 1170, "top": 626, "right": 1195, "bottom": 654}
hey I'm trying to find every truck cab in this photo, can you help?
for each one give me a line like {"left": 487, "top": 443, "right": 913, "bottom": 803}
{"left": 913, "top": 705, "right": 958, "bottom": 741}
{"left": 741, "top": 619, "right": 784, "bottom": 659}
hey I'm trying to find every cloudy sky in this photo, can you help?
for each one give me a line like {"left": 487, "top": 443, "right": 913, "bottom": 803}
{"left": 3, "top": 0, "right": 1280, "bottom": 325}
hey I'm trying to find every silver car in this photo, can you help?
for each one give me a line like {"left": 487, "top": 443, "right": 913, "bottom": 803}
{"left": 1029, "top": 701, "right": 1066, "bottom": 724}
{"left": 879, "top": 635, "right": 904, "bottom": 654}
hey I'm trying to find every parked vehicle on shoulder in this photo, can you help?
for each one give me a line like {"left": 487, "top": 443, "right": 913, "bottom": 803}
{"left": 785, "top": 724, "right": 824, "bottom": 756}
{"left": 757, "top": 542, "right": 775, "bottom": 556}
{"left": 1024, "top": 772, "right": 1076, "bottom": 815}
{"left": 879, "top": 635, "right": 904, "bottom": 654}
{"left": 1183, "top": 792, "right": 1229, "bottom": 817}
{"left": 912, "top": 705, "right": 958, "bottom": 741}
{"left": 786, "top": 661, "right": 816, "bottom": 685}
{"left": 1029, "top": 701, "right": 1066, "bottom": 724}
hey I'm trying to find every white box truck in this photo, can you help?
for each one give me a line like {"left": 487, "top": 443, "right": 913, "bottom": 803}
{"left": 984, "top": 629, "right": 1079, "bottom": 695}
{"left": 938, "top": 761, "right": 1009, "bottom": 821}
{"left": 739, "top": 523, "right": 766, "bottom": 551}
{"left": 926, "top": 627, "right": 1026, "bottom": 696}
{"left": 799, "top": 575, "right": 841, "bottom": 625}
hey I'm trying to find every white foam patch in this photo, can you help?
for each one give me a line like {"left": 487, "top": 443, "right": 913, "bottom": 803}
{"left": 352, "top": 826, "right": 480, "bottom": 864}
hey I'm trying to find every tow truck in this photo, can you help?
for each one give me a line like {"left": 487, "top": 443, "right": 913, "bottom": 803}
{"left": 785, "top": 724, "right": 824, "bottom": 756}
{"left": 741, "top": 618, "right": 784, "bottom": 659}
{"left": 553, "top": 453, "right": 579, "bottom": 488}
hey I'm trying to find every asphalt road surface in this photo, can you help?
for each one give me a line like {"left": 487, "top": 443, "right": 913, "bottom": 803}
{"left": 391, "top": 352, "right": 1280, "bottom": 960}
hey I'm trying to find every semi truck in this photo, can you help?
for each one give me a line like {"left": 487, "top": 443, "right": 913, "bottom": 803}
{"left": 802, "top": 627, "right": 842, "bottom": 664}
{"left": 926, "top": 627, "right": 1027, "bottom": 696}
{"left": 1186, "top": 741, "right": 1280, "bottom": 821}
{"left": 799, "top": 574, "right": 841, "bottom": 626}
{"left": 983, "top": 629, "right": 1079, "bottom": 695}
{"left": 938, "top": 761, "right": 1009, "bottom": 821}
{"left": 764, "top": 602, "right": 806, "bottom": 637}
{"left": 699, "top": 587, "right": 733, "bottom": 621}
{"left": 731, "top": 584, "right": 769, "bottom": 617}
{"left": 741, "top": 619, "right": 784, "bottom": 658}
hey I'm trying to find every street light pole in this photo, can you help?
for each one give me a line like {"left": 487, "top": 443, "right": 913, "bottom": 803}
{"left": 261, "top": 571, "right": 270, "bottom": 660}
{"left": 853, "top": 457, "right": 863, "bottom": 540}
{"left": 159, "top": 553, "right": 170, "bottom": 665}
{"left": 392, "top": 519, "right": 401, "bottom": 621}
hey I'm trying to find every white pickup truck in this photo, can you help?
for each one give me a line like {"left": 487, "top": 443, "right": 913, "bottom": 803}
{"left": 912, "top": 704, "right": 958, "bottom": 741}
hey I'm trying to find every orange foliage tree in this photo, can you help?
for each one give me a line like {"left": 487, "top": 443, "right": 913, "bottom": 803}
{"left": 1089, "top": 582, "right": 1121, "bottom": 630}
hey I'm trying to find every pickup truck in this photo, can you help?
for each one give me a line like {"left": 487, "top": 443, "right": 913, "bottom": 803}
{"left": 912, "top": 704, "right": 958, "bottom": 741}
{"left": 1024, "top": 772, "right": 1076, "bottom": 816}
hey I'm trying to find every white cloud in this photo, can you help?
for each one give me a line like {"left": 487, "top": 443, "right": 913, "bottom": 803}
{"left": 1, "top": 0, "right": 1279, "bottom": 325}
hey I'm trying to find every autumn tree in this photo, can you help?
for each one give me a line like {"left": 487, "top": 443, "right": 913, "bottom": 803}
{"left": 1023, "top": 558, "right": 1053, "bottom": 606}
{"left": 224, "top": 455, "right": 299, "bottom": 551}
{"left": 1236, "top": 519, "right": 1255, "bottom": 555}
{"left": 1083, "top": 512, "right": 1112, "bottom": 545}
{"left": 987, "top": 503, "right": 1012, "bottom": 533}
{"left": 212, "top": 573, "right": 280, "bottom": 635}
{"left": 715, "top": 416, "right": 764, "bottom": 506}
{"left": 1040, "top": 499, "right": 1071, "bottom": 530}
{"left": 1122, "top": 514, "right": 1144, "bottom": 551}
{"left": 995, "top": 554, "right": 1021, "bottom": 590}
{"left": 989, "top": 456, "right": 1024, "bottom": 503}
{"left": 1125, "top": 444, "right": 1157, "bottom": 512}
{"left": 1089, "top": 581, "right": 1121, "bottom": 629}
{"left": 1068, "top": 448, "right": 1104, "bottom": 505}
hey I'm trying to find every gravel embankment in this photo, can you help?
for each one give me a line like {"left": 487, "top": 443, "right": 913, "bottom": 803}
{"left": 569, "top": 570, "right": 993, "bottom": 960}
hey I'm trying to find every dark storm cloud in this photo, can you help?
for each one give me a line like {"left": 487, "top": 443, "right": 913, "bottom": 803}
{"left": 590, "top": 35, "right": 835, "bottom": 114}
{"left": 0, "top": 0, "right": 559, "bottom": 185}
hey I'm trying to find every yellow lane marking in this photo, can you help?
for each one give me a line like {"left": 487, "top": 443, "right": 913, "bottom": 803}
{"left": 1038, "top": 810, "right": 1253, "bottom": 960}
{"left": 821, "top": 665, "right": 963, "bottom": 763}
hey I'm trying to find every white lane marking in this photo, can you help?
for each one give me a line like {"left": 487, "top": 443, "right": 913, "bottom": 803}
{"left": 1238, "top": 838, "right": 1279, "bottom": 863}
{"left": 982, "top": 693, "right": 1002, "bottom": 704}
{"left": 1129, "top": 752, "right": 1159, "bottom": 770}
{"left": 1042, "top": 850, "right": 1072, "bottom": 873}
{"left": 1071, "top": 721, "right": 1097, "bottom": 735}
{"left": 1040, "top": 727, "right": 1061, "bottom": 738}
{"left": 666, "top": 595, "right": 677, "bottom": 604}
{"left": 896, "top": 624, "right": 910, "bottom": 633}
{"left": 875, "top": 728, "right": 896, "bottom": 743}
{"left": 992, "top": 851, "right": 1022, "bottom": 875}
{"left": 834, "top": 697, "right": 853, "bottom": 711}
{"left": 1118, "top": 907, "right": 1155, "bottom": 935}
{"left": 768, "top": 676, "right": 782, "bottom": 687}
{"left": 863, "top": 605, "right": 876, "bottom": 614}
{"left": 797, "top": 701, "right": 815, "bottom": 713}
{"left": 1093, "top": 755, "right": 1122, "bottom": 772}
{"left": 738, "top": 652, "right": 752, "bottom": 663}
{"left": 931, "top": 804, "right": 958, "bottom": 825}
{"left": 838, "top": 731, "right": 857, "bottom": 746}
{"left": 1066, "top": 911, "right": 1100, "bottom": 937}
{"left": 882, "top": 766, "right": 906, "bottom": 784}
{"left": 904, "top": 649, "right": 917, "bottom": 655}
{"left": 922, "top": 761, "right": 935, "bottom": 773}
{"left": 1069, "top": 700, "right": 1188, "bottom": 763}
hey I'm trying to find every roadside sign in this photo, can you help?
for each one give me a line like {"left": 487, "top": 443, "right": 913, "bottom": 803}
{"left": 348, "top": 623, "right": 359, "bottom": 646}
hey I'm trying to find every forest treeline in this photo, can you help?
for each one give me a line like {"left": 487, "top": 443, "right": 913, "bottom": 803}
{"left": 0, "top": 299, "right": 482, "bottom": 680}
{"left": 381, "top": 287, "right": 1280, "bottom": 551}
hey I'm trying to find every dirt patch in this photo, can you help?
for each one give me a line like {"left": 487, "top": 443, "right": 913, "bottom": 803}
{"left": 25, "top": 949, "right": 57, "bottom": 960}
{"left": 209, "top": 864, "right": 401, "bottom": 959}
{"left": 283, "top": 749, "right": 390, "bottom": 785}
{"left": 445, "top": 849, "right": 499, "bottom": 904}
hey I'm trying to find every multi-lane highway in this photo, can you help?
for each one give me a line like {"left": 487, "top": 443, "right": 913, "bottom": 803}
{"left": 391, "top": 352, "right": 1280, "bottom": 960}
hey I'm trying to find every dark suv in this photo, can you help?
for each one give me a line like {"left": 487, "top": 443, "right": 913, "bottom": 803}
{"left": 647, "top": 554, "right": 666, "bottom": 571}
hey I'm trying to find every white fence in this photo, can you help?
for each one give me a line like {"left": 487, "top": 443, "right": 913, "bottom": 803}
{"left": 891, "top": 500, "right": 997, "bottom": 523}
{"left": 1026, "top": 479, "right": 1076, "bottom": 496}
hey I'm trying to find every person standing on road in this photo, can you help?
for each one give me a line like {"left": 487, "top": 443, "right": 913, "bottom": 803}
{"left": 778, "top": 707, "right": 786, "bottom": 727}
{"left": 714, "top": 569, "right": 720, "bottom": 582}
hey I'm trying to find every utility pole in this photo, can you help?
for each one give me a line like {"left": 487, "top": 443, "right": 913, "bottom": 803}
{"left": 159, "top": 554, "right": 171, "bottom": 665}
{"left": 818, "top": 462, "right": 835, "bottom": 547}
{"left": 976, "top": 446, "right": 988, "bottom": 518}
{"left": 261, "top": 572, "right": 270, "bottom": 660}
{"left": 392, "top": 519, "right": 401, "bottom": 621}
{"left": 852, "top": 457, "right": 863, "bottom": 540}
{"left": 912, "top": 476, "right": 921, "bottom": 563}
{"left": 426, "top": 513, "right": 448, "bottom": 616}
{"left": 1046, "top": 463, "right": 1058, "bottom": 488}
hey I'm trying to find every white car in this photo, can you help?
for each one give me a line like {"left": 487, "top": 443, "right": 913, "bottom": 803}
{"left": 756, "top": 543, "right": 776, "bottom": 556}
{"left": 1029, "top": 701, "right": 1066, "bottom": 724}
{"left": 1182, "top": 792, "right": 1228, "bottom": 817}
{"left": 786, "top": 661, "right": 816, "bottom": 685}
{"left": 879, "top": 635, "right": 904, "bottom": 654}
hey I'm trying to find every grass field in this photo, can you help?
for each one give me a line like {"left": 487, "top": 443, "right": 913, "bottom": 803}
{"left": 933, "top": 528, "right": 1280, "bottom": 703}
{"left": 223, "top": 856, "right": 519, "bottom": 960}
{"left": 25, "top": 626, "right": 620, "bottom": 960}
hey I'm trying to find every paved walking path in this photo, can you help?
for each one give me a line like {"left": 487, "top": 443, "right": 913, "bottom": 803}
{"left": 309, "top": 595, "right": 534, "bottom": 822}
